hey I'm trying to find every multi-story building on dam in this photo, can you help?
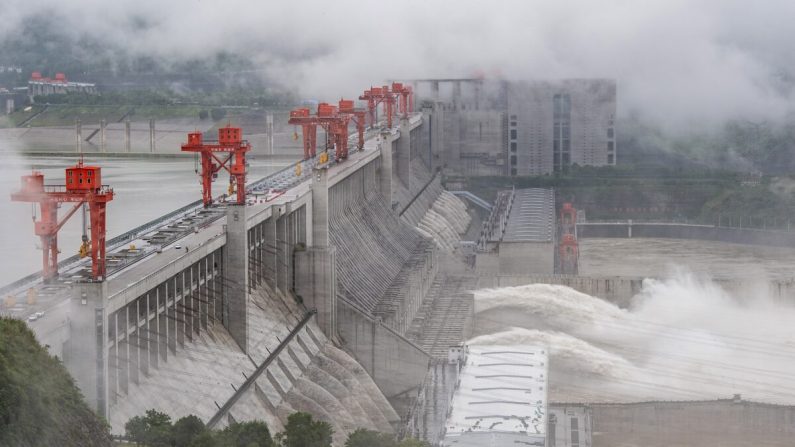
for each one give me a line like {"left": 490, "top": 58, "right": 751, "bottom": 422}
{"left": 416, "top": 78, "right": 616, "bottom": 176}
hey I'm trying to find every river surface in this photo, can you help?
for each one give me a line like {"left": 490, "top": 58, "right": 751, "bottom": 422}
{"left": 0, "top": 155, "right": 289, "bottom": 285}
{"left": 579, "top": 237, "right": 795, "bottom": 281}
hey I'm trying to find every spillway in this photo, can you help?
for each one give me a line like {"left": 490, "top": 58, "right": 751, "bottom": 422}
{"left": 470, "top": 272, "right": 795, "bottom": 404}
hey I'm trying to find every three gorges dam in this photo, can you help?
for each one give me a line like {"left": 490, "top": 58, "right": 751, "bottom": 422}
{"left": 5, "top": 79, "right": 795, "bottom": 446}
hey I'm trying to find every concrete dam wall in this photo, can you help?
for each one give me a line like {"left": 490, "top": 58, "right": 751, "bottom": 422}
{"left": 31, "top": 111, "right": 479, "bottom": 445}
{"left": 329, "top": 157, "right": 437, "bottom": 333}
{"left": 108, "top": 279, "right": 398, "bottom": 446}
{"left": 589, "top": 399, "right": 795, "bottom": 447}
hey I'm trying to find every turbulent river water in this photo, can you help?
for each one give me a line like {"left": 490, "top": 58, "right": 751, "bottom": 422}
{"left": 580, "top": 237, "right": 795, "bottom": 280}
{"left": 470, "top": 270, "right": 795, "bottom": 404}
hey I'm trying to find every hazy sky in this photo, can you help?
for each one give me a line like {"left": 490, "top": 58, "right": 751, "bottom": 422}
{"left": 2, "top": 0, "right": 794, "bottom": 129}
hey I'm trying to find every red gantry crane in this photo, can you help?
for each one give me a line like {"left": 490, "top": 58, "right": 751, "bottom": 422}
{"left": 11, "top": 160, "right": 114, "bottom": 282}
{"left": 288, "top": 103, "right": 355, "bottom": 161}
{"left": 391, "top": 82, "right": 414, "bottom": 119}
{"left": 288, "top": 108, "right": 319, "bottom": 160}
{"left": 317, "top": 102, "right": 352, "bottom": 161}
{"left": 338, "top": 99, "right": 367, "bottom": 151}
{"left": 181, "top": 125, "right": 251, "bottom": 207}
{"left": 359, "top": 85, "right": 398, "bottom": 128}
{"left": 557, "top": 202, "right": 579, "bottom": 275}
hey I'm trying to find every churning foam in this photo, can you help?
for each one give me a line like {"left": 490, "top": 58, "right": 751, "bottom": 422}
{"left": 471, "top": 271, "right": 795, "bottom": 404}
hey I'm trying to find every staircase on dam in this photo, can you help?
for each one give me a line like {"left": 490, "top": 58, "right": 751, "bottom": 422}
{"left": 405, "top": 273, "right": 477, "bottom": 359}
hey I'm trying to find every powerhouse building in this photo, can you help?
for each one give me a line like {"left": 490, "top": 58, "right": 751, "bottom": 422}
{"left": 417, "top": 78, "right": 616, "bottom": 176}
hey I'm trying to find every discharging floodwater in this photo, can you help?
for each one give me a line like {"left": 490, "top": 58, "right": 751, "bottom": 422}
{"left": 0, "top": 155, "right": 289, "bottom": 286}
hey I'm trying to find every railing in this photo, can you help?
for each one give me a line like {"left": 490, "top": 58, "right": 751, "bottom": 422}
{"left": 449, "top": 190, "right": 492, "bottom": 211}
{"left": 205, "top": 310, "right": 317, "bottom": 429}
{"left": 476, "top": 188, "right": 514, "bottom": 251}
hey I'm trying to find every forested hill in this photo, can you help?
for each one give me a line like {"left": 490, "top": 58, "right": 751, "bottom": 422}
{"left": 0, "top": 317, "right": 112, "bottom": 447}
{"left": 0, "top": 15, "right": 273, "bottom": 94}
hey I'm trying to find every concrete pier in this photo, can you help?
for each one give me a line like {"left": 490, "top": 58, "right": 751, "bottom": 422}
{"left": 64, "top": 281, "right": 108, "bottom": 417}
{"left": 379, "top": 131, "right": 394, "bottom": 205}
{"left": 266, "top": 112, "right": 274, "bottom": 155}
{"left": 124, "top": 120, "right": 131, "bottom": 152}
{"left": 397, "top": 118, "right": 412, "bottom": 190}
{"left": 75, "top": 119, "right": 82, "bottom": 153}
{"left": 224, "top": 205, "right": 249, "bottom": 352}
{"left": 100, "top": 119, "right": 107, "bottom": 153}
{"left": 297, "top": 166, "right": 337, "bottom": 338}
{"left": 149, "top": 119, "right": 156, "bottom": 152}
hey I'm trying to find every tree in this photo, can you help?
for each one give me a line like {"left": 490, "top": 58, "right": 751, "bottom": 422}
{"left": 173, "top": 415, "right": 207, "bottom": 447}
{"left": 124, "top": 409, "right": 173, "bottom": 446}
{"left": 188, "top": 431, "right": 216, "bottom": 447}
{"left": 277, "top": 412, "right": 333, "bottom": 447}
{"left": 398, "top": 438, "right": 431, "bottom": 447}
{"left": 217, "top": 420, "right": 274, "bottom": 447}
{"left": 345, "top": 429, "right": 397, "bottom": 447}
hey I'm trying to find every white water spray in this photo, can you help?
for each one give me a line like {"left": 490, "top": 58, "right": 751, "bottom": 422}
{"left": 471, "top": 271, "right": 795, "bottom": 404}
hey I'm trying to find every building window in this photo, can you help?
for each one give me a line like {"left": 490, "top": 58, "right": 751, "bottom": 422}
{"left": 553, "top": 93, "right": 571, "bottom": 172}
{"left": 510, "top": 142, "right": 517, "bottom": 152}
{"left": 571, "top": 417, "right": 580, "bottom": 447}
{"left": 607, "top": 128, "right": 614, "bottom": 139}
{"left": 608, "top": 141, "right": 614, "bottom": 152}
{"left": 510, "top": 114, "right": 517, "bottom": 120}
{"left": 510, "top": 155, "right": 517, "bottom": 165}
{"left": 510, "top": 129, "right": 517, "bottom": 140}
{"left": 608, "top": 154, "right": 614, "bottom": 164}
{"left": 511, "top": 168, "right": 517, "bottom": 176}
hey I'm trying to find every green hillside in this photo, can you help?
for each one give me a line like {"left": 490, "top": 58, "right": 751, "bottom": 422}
{"left": 0, "top": 317, "right": 112, "bottom": 447}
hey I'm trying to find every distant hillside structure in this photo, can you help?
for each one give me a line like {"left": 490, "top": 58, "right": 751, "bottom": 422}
{"left": 414, "top": 78, "right": 616, "bottom": 176}
{"left": 28, "top": 71, "right": 97, "bottom": 101}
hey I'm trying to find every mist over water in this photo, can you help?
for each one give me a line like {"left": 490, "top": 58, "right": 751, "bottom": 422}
{"left": 470, "top": 271, "right": 795, "bottom": 404}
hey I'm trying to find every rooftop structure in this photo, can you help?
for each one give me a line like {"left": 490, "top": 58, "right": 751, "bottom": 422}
{"left": 502, "top": 188, "right": 555, "bottom": 243}
{"left": 442, "top": 345, "right": 548, "bottom": 446}
{"left": 28, "top": 71, "right": 97, "bottom": 101}
{"left": 476, "top": 188, "right": 556, "bottom": 274}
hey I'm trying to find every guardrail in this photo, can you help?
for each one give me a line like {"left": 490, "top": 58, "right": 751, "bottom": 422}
{"left": 449, "top": 190, "right": 492, "bottom": 211}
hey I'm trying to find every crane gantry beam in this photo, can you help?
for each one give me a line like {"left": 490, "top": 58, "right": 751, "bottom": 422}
{"left": 338, "top": 99, "right": 368, "bottom": 151}
{"left": 359, "top": 85, "right": 398, "bottom": 128}
{"left": 391, "top": 82, "right": 414, "bottom": 118}
{"left": 289, "top": 102, "right": 355, "bottom": 161}
{"left": 181, "top": 125, "right": 251, "bottom": 207}
{"left": 11, "top": 161, "right": 114, "bottom": 281}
